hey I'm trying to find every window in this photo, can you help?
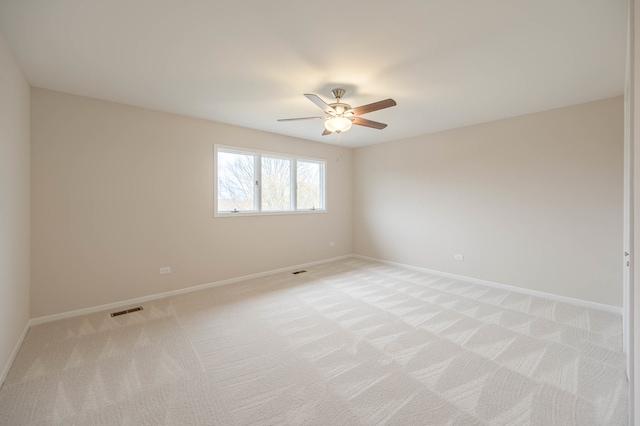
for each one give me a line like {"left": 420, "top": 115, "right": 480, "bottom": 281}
{"left": 217, "top": 150, "right": 257, "bottom": 212}
{"left": 215, "top": 145, "right": 325, "bottom": 216}
{"left": 297, "top": 160, "right": 322, "bottom": 210}
{"left": 261, "top": 155, "right": 291, "bottom": 211}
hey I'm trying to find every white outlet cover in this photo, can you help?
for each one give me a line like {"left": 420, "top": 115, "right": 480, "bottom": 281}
{"left": 159, "top": 267, "right": 171, "bottom": 274}
{"left": 454, "top": 255, "right": 464, "bottom": 261}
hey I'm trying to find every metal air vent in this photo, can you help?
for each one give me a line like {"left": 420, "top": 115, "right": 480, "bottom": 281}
{"left": 110, "top": 306, "right": 143, "bottom": 317}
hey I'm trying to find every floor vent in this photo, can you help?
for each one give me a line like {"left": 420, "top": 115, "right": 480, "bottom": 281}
{"left": 292, "top": 270, "right": 307, "bottom": 275}
{"left": 110, "top": 306, "right": 143, "bottom": 317}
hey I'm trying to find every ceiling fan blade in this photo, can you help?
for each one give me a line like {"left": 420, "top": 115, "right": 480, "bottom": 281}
{"left": 351, "top": 117, "right": 387, "bottom": 130}
{"left": 277, "top": 116, "right": 325, "bottom": 121}
{"left": 305, "top": 94, "right": 336, "bottom": 115}
{"left": 322, "top": 129, "right": 332, "bottom": 136}
{"left": 349, "top": 99, "right": 396, "bottom": 116}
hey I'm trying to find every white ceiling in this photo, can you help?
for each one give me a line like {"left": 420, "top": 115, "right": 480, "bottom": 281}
{"left": 0, "top": 0, "right": 628, "bottom": 147}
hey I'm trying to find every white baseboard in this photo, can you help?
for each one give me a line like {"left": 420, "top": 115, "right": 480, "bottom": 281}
{"left": 29, "top": 255, "right": 352, "bottom": 326}
{"left": 351, "top": 254, "right": 623, "bottom": 315}
{"left": 30, "top": 253, "right": 621, "bottom": 326}
{"left": 1, "top": 321, "right": 30, "bottom": 387}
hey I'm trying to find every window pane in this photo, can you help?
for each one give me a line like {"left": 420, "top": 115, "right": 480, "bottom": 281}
{"left": 297, "top": 160, "right": 323, "bottom": 210}
{"left": 261, "top": 156, "right": 292, "bottom": 211}
{"left": 217, "top": 151, "right": 256, "bottom": 212}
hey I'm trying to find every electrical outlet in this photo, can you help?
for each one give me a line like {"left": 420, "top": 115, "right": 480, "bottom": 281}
{"left": 454, "top": 254, "right": 464, "bottom": 261}
{"left": 329, "top": 242, "right": 336, "bottom": 247}
{"left": 159, "top": 267, "right": 171, "bottom": 274}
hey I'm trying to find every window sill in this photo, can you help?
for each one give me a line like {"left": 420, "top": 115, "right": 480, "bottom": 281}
{"left": 214, "top": 210, "right": 327, "bottom": 218}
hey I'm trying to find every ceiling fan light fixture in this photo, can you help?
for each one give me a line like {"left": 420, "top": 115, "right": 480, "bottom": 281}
{"left": 325, "top": 116, "right": 352, "bottom": 133}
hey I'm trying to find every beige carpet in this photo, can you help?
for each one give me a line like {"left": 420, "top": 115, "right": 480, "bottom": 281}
{"left": 0, "top": 258, "right": 628, "bottom": 425}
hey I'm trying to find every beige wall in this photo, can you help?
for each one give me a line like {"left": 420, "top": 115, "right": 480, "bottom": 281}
{"left": 31, "top": 88, "right": 353, "bottom": 317}
{"left": 354, "top": 97, "right": 624, "bottom": 307}
{"left": 29, "top": 88, "right": 623, "bottom": 315}
{"left": 0, "top": 33, "right": 30, "bottom": 379}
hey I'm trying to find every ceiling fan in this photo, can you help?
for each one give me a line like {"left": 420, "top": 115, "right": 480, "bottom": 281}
{"left": 278, "top": 88, "right": 397, "bottom": 135}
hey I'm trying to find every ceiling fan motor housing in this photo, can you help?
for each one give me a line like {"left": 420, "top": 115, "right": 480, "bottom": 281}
{"left": 329, "top": 102, "right": 352, "bottom": 116}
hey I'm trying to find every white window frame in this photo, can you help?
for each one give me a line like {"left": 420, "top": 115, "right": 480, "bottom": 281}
{"left": 214, "top": 144, "right": 326, "bottom": 217}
